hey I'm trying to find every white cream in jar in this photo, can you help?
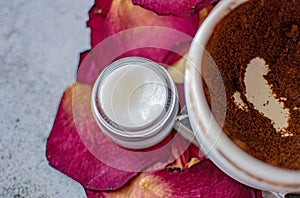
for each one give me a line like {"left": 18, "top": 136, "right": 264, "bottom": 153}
{"left": 99, "top": 64, "right": 167, "bottom": 128}
{"left": 91, "top": 57, "right": 178, "bottom": 149}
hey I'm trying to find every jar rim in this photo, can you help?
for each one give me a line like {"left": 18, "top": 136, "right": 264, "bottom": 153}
{"left": 91, "top": 57, "right": 178, "bottom": 149}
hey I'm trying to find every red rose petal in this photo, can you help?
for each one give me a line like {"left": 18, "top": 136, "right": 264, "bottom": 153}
{"left": 77, "top": 26, "right": 194, "bottom": 86}
{"left": 105, "top": 0, "right": 199, "bottom": 37}
{"left": 85, "top": 160, "right": 258, "bottom": 198}
{"left": 47, "top": 83, "right": 192, "bottom": 191}
{"left": 71, "top": 83, "right": 191, "bottom": 171}
{"left": 132, "top": 0, "right": 219, "bottom": 17}
{"left": 46, "top": 85, "right": 137, "bottom": 191}
{"left": 148, "top": 160, "right": 256, "bottom": 198}
{"left": 78, "top": 50, "right": 89, "bottom": 69}
{"left": 46, "top": 0, "right": 264, "bottom": 196}
{"left": 87, "top": 0, "right": 199, "bottom": 65}
{"left": 94, "top": 0, "right": 112, "bottom": 16}
{"left": 87, "top": 6, "right": 106, "bottom": 47}
{"left": 82, "top": 0, "right": 201, "bottom": 87}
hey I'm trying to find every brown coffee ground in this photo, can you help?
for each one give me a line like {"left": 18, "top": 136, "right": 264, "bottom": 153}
{"left": 205, "top": 0, "right": 300, "bottom": 169}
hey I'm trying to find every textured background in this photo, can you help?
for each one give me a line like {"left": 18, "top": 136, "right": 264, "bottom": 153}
{"left": 0, "top": 0, "right": 92, "bottom": 197}
{"left": 0, "top": 0, "right": 278, "bottom": 197}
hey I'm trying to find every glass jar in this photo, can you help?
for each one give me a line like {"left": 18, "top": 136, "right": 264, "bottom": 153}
{"left": 91, "top": 57, "right": 178, "bottom": 149}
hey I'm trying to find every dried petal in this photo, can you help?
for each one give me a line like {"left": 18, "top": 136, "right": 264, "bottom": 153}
{"left": 86, "top": 160, "right": 257, "bottom": 198}
{"left": 46, "top": 85, "right": 137, "bottom": 191}
{"left": 83, "top": 0, "right": 201, "bottom": 88}
{"left": 46, "top": 83, "right": 191, "bottom": 191}
{"left": 77, "top": 26, "right": 194, "bottom": 85}
{"left": 132, "top": 0, "right": 219, "bottom": 17}
{"left": 106, "top": 0, "right": 198, "bottom": 37}
{"left": 87, "top": 0, "right": 199, "bottom": 65}
{"left": 95, "top": 0, "right": 112, "bottom": 16}
{"left": 46, "top": 1, "right": 262, "bottom": 197}
{"left": 88, "top": 6, "right": 106, "bottom": 47}
{"left": 166, "top": 56, "right": 187, "bottom": 107}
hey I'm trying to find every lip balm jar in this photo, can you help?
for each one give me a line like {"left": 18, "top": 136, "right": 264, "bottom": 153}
{"left": 91, "top": 57, "right": 178, "bottom": 149}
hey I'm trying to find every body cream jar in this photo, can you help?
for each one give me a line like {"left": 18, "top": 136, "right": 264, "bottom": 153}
{"left": 92, "top": 57, "right": 178, "bottom": 149}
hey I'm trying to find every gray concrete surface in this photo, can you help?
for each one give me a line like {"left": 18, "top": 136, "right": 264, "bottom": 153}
{"left": 0, "top": 0, "right": 92, "bottom": 197}
{"left": 0, "top": 0, "right": 278, "bottom": 197}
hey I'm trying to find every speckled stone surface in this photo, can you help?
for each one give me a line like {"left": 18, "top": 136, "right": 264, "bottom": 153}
{"left": 0, "top": 0, "right": 91, "bottom": 197}
{"left": 0, "top": 0, "right": 279, "bottom": 197}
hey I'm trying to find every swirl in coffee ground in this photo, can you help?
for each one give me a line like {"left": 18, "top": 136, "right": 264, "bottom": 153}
{"left": 205, "top": 0, "right": 300, "bottom": 169}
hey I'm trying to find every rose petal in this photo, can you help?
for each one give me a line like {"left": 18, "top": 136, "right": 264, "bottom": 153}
{"left": 82, "top": 0, "right": 201, "bottom": 87}
{"left": 105, "top": 0, "right": 199, "bottom": 37}
{"left": 86, "top": 160, "right": 258, "bottom": 198}
{"left": 46, "top": 85, "right": 137, "bottom": 191}
{"left": 95, "top": 0, "right": 112, "bottom": 16}
{"left": 72, "top": 82, "right": 191, "bottom": 170}
{"left": 47, "top": 83, "right": 192, "bottom": 191}
{"left": 78, "top": 50, "right": 89, "bottom": 68}
{"left": 78, "top": 26, "right": 194, "bottom": 86}
{"left": 132, "top": 0, "right": 219, "bottom": 17}
{"left": 82, "top": 1, "right": 214, "bottom": 103}
{"left": 166, "top": 56, "right": 188, "bottom": 107}
{"left": 87, "top": 0, "right": 199, "bottom": 65}
{"left": 87, "top": 6, "right": 106, "bottom": 48}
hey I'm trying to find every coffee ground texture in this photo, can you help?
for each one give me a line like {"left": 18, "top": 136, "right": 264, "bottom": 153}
{"left": 205, "top": 0, "right": 300, "bottom": 169}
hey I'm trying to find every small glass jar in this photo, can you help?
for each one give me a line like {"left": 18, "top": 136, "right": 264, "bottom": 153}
{"left": 91, "top": 57, "right": 178, "bottom": 149}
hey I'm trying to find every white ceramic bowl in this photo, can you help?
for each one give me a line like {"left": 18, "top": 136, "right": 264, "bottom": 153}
{"left": 185, "top": 0, "right": 300, "bottom": 192}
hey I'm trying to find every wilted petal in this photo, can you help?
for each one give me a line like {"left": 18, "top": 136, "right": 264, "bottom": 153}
{"left": 83, "top": 0, "right": 202, "bottom": 90}
{"left": 106, "top": 0, "right": 199, "bottom": 37}
{"left": 46, "top": 85, "right": 137, "bottom": 191}
{"left": 95, "top": 0, "right": 113, "bottom": 16}
{"left": 46, "top": 83, "right": 192, "bottom": 191}
{"left": 78, "top": 50, "right": 89, "bottom": 69}
{"left": 132, "top": 0, "right": 218, "bottom": 17}
{"left": 166, "top": 56, "right": 188, "bottom": 107}
{"left": 86, "top": 160, "right": 258, "bottom": 198}
{"left": 77, "top": 26, "right": 195, "bottom": 87}
{"left": 87, "top": 0, "right": 199, "bottom": 66}
{"left": 84, "top": 2, "right": 214, "bottom": 99}
{"left": 72, "top": 82, "right": 191, "bottom": 170}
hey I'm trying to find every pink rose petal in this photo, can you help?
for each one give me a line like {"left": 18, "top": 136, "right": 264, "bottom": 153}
{"left": 71, "top": 83, "right": 191, "bottom": 171}
{"left": 87, "top": 0, "right": 199, "bottom": 65}
{"left": 148, "top": 160, "right": 257, "bottom": 198}
{"left": 132, "top": 0, "right": 219, "bottom": 17}
{"left": 77, "top": 26, "right": 193, "bottom": 86}
{"left": 87, "top": 6, "right": 106, "bottom": 47}
{"left": 82, "top": 0, "right": 201, "bottom": 97}
{"left": 46, "top": 1, "right": 263, "bottom": 197}
{"left": 94, "top": 0, "right": 112, "bottom": 16}
{"left": 46, "top": 85, "right": 137, "bottom": 191}
{"left": 46, "top": 83, "right": 192, "bottom": 191}
{"left": 105, "top": 0, "right": 199, "bottom": 37}
{"left": 86, "top": 160, "right": 259, "bottom": 198}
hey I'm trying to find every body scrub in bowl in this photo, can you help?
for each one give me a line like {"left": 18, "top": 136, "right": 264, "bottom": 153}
{"left": 186, "top": 0, "right": 300, "bottom": 192}
{"left": 206, "top": 0, "right": 300, "bottom": 170}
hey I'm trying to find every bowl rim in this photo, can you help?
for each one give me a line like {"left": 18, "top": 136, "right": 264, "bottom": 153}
{"left": 185, "top": 0, "right": 300, "bottom": 192}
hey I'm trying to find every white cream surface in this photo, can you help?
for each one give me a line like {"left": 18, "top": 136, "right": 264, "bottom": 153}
{"left": 99, "top": 65, "right": 167, "bottom": 128}
{"left": 234, "top": 57, "right": 291, "bottom": 136}
{"left": 233, "top": 91, "right": 248, "bottom": 111}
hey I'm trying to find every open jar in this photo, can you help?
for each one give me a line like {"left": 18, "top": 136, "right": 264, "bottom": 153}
{"left": 91, "top": 57, "right": 178, "bottom": 149}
